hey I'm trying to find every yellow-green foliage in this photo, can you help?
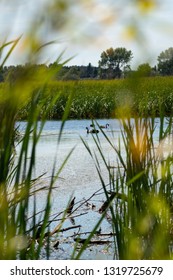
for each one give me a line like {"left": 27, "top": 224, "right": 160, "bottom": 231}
{"left": 1, "top": 76, "right": 173, "bottom": 120}
{"left": 0, "top": 60, "right": 68, "bottom": 259}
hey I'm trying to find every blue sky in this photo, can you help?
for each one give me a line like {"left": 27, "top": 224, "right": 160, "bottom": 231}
{"left": 0, "top": 0, "right": 173, "bottom": 69}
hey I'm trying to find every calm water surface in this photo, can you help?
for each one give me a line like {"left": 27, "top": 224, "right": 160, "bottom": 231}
{"left": 16, "top": 119, "right": 121, "bottom": 259}
{"left": 16, "top": 118, "right": 162, "bottom": 259}
{"left": 17, "top": 119, "right": 121, "bottom": 199}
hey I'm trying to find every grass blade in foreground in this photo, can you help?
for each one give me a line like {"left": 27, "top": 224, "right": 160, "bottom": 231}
{"left": 78, "top": 117, "right": 173, "bottom": 259}
{"left": 0, "top": 39, "right": 74, "bottom": 259}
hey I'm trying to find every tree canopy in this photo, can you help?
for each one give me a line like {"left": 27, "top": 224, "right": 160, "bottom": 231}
{"left": 137, "top": 63, "right": 152, "bottom": 77}
{"left": 98, "top": 47, "right": 133, "bottom": 79}
{"left": 158, "top": 47, "right": 173, "bottom": 75}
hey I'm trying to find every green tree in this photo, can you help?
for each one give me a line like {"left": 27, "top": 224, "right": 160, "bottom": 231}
{"left": 85, "top": 63, "right": 98, "bottom": 78}
{"left": 137, "top": 63, "right": 152, "bottom": 76}
{"left": 63, "top": 66, "right": 80, "bottom": 80}
{"left": 98, "top": 47, "right": 133, "bottom": 79}
{"left": 157, "top": 47, "right": 173, "bottom": 75}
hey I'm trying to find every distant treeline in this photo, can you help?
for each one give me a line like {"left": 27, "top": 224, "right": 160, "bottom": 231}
{"left": 0, "top": 62, "right": 159, "bottom": 83}
{"left": 0, "top": 63, "right": 99, "bottom": 83}
{"left": 1, "top": 47, "right": 173, "bottom": 82}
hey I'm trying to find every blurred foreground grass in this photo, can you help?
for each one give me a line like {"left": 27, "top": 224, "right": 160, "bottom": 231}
{"left": 0, "top": 39, "right": 74, "bottom": 259}
{"left": 1, "top": 0, "right": 173, "bottom": 260}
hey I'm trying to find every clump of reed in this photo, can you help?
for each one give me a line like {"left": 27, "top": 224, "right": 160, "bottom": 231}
{"left": 76, "top": 114, "right": 173, "bottom": 259}
{"left": 0, "top": 40, "right": 73, "bottom": 259}
{"left": 112, "top": 116, "right": 173, "bottom": 259}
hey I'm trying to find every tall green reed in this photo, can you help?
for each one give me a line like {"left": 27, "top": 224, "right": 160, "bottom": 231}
{"left": 113, "top": 116, "right": 173, "bottom": 259}
{"left": 76, "top": 116, "right": 173, "bottom": 259}
{"left": 0, "top": 39, "right": 73, "bottom": 259}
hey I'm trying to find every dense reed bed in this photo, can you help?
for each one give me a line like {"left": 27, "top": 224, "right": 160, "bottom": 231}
{"left": 1, "top": 76, "right": 173, "bottom": 120}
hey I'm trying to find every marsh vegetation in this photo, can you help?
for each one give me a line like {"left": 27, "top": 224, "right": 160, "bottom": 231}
{"left": 1, "top": 68, "right": 173, "bottom": 259}
{"left": 1, "top": 76, "right": 172, "bottom": 120}
{"left": 1, "top": 0, "right": 173, "bottom": 260}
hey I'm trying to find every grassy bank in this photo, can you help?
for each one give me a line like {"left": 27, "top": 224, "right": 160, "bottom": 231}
{"left": 1, "top": 76, "right": 173, "bottom": 120}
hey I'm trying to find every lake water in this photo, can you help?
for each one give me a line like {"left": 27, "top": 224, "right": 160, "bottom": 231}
{"left": 16, "top": 118, "right": 163, "bottom": 259}
{"left": 17, "top": 119, "right": 122, "bottom": 201}
{"left": 15, "top": 119, "right": 123, "bottom": 259}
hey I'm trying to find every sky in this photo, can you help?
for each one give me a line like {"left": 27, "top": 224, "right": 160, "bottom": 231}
{"left": 1, "top": 0, "right": 173, "bottom": 69}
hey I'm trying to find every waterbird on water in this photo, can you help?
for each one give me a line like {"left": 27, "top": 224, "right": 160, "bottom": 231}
{"left": 86, "top": 127, "right": 99, "bottom": 134}
{"left": 99, "top": 123, "right": 109, "bottom": 129}
{"left": 90, "top": 123, "right": 109, "bottom": 129}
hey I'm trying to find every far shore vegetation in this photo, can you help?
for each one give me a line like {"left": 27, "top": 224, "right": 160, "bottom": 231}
{"left": 1, "top": 46, "right": 173, "bottom": 120}
{"left": 1, "top": 76, "right": 173, "bottom": 120}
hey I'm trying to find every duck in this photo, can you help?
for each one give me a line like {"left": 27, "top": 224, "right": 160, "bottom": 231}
{"left": 86, "top": 127, "right": 99, "bottom": 134}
